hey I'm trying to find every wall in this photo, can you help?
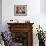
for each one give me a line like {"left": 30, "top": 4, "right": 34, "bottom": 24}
{"left": 0, "top": 0, "right": 2, "bottom": 32}
{"left": 2, "top": 0, "right": 46, "bottom": 46}
{"left": 40, "top": 0, "right": 46, "bottom": 31}
{"left": 2, "top": 0, "right": 40, "bottom": 30}
{"left": 40, "top": 0, "right": 46, "bottom": 13}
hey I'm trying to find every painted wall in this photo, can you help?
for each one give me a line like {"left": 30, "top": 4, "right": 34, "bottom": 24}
{"left": 2, "top": 0, "right": 40, "bottom": 31}
{"left": 40, "top": 0, "right": 46, "bottom": 31}
{"left": 0, "top": 0, "right": 2, "bottom": 32}
{"left": 40, "top": 0, "right": 46, "bottom": 13}
{"left": 2, "top": 0, "right": 46, "bottom": 46}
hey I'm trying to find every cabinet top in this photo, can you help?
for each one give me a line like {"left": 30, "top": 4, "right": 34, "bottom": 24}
{"left": 7, "top": 23, "right": 34, "bottom": 25}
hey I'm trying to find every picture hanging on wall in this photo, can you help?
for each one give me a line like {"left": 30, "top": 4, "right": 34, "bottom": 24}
{"left": 14, "top": 5, "right": 27, "bottom": 16}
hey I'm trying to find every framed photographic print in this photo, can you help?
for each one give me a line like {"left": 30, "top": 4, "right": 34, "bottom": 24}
{"left": 14, "top": 5, "right": 27, "bottom": 16}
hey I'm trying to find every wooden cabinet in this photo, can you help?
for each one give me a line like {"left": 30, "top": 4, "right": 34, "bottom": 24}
{"left": 7, "top": 23, "right": 34, "bottom": 46}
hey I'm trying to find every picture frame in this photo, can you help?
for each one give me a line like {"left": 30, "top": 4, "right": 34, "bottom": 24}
{"left": 14, "top": 5, "right": 27, "bottom": 16}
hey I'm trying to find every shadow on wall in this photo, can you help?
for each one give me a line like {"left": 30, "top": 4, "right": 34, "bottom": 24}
{"left": 40, "top": 0, "right": 46, "bottom": 13}
{"left": 0, "top": 0, "right": 2, "bottom": 32}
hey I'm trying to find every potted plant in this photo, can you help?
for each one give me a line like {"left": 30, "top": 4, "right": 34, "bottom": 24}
{"left": 36, "top": 25, "right": 45, "bottom": 46}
